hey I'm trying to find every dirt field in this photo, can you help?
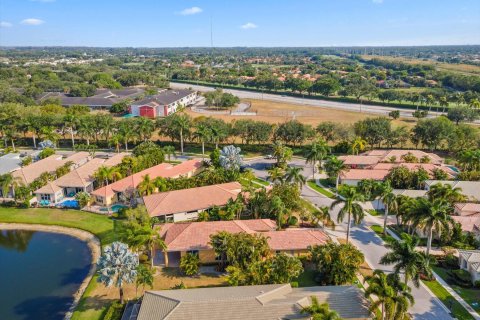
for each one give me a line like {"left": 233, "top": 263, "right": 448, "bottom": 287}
{"left": 185, "top": 98, "right": 415, "bottom": 128}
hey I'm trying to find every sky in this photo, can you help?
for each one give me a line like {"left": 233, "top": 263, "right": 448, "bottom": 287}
{"left": 0, "top": 0, "right": 479, "bottom": 47}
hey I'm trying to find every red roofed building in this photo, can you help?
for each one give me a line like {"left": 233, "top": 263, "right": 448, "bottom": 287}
{"left": 91, "top": 159, "right": 202, "bottom": 206}
{"left": 155, "top": 220, "right": 329, "bottom": 267}
{"left": 142, "top": 182, "right": 242, "bottom": 222}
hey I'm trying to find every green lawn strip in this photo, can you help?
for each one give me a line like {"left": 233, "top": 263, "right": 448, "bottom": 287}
{"left": 71, "top": 276, "right": 109, "bottom": 320}
{"left": 370, "top": 224, "right": 395, "bottom": 242}
{"left": 0, "top": 207, "right": 117, "bottom": 245}
{"left": 422, "top": 278, "right": 475, "bottom": 320}
{"left": 432, "top": 267, "right": 480, "bottom": 313}
{"left": 307, "top": 180, "right": 336, "bottom": 199}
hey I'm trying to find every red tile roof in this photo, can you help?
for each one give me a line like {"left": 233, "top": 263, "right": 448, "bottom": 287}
{"left": 340, "top": 169, "right": 390, "bottom": 181}
{"left": 158, "top": 220, "right": 328, "bottom": 252}
{"left": 91, "top": 160, "right": 202, "bottom": 198}
{"left": 143, "top": 182, "right": 242, "bottom": 217}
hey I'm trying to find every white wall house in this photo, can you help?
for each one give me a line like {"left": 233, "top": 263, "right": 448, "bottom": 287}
{"left": 458, "top": 250, "right": 480, "bottom": 283}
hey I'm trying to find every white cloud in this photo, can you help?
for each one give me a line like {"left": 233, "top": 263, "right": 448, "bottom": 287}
{"left": 241, "top": 22, "right": 258, "bottom": 29}
{"left": 372, "top": 0, "right": 384, "bottom": 3}
{"left": 179, "top": 7, "right": 203, "bottom": 15}
{"left": 0, "top": 21, "right": 13, "bottom": 28}
{"left": 21, "top": 18, "right": 45, "bottom": 25}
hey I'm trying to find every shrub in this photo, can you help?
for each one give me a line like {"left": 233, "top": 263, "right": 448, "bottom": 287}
{"left": 139, "top": 254, "right": 149, "bottom": 263}
{"left": 443, "top": 254, "right": 459, "bottom": 269}
{"left": 103, "top": 302, "right": 125, "bottom": 320}
{"left": 288, "top": 216, "right": 298, "bottom": 226}
{"left": 38, "top": 147, "right": 55, "bottom": 159}
{"left": 171, "top": 281, "right": 187, "bottom": 290}
{"left": 290, "top": 281, "right": 299, "bottom": 288}
{"left": 452, "top": 269, "right": 472, "bottom": 284}
{"left": 21, "top": 156, "right": 32, "bottom": 167}
{"left": 474, "top": 280, "right": 480, "bottom": 288}
{"left": 179, "top": 253, "right": 200, "bottom": 276}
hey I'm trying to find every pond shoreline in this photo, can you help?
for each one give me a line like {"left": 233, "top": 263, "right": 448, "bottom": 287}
{"left": 0, "top": 223, "right": 101, "bottom": 320}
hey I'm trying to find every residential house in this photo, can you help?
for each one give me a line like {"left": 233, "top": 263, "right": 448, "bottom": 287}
{"left": 339, "top": 149, "right": 443, "bottom": 169}
{"left": 339, "top": 169, "right": 390, "bottom": 186}
{"left": 425, "top": 180, "right": 480, "bottom": 202}
{"left": 155, "top": 219, "right": 329, "bottom": 267}
{"left": 458, "top": 250, "right": 480, "bottom": 283}
{"left": 91, "top": 159, "right": 202, "bottom": 207}
{"left": 34, "top": 153, "right": 128, "bottom": 205}
{"left": 129, "top": 89, "right": 198, "bottom": 118}
{"left": 451, "top": 203, "right": 480, "bottom": 240}
{"left": 131, "top": 284, "right": 371, "bottom": 320}
{"left": 142, "top": 182, "right": 242, "bottom": 222}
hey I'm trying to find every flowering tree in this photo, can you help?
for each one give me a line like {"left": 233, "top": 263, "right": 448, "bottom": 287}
{"left": 97, "top": 242, "right": 138, "bottom": 303}
{"left": 219, "top": 145, "right": 243, "bottom": 171}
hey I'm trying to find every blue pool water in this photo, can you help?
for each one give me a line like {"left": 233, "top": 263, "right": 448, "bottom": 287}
{"left": 58, "top": 200, "right": 79, "bottom": 208}
{"left": 111, "top": 204, "right": 128, "bottom": 212}
{"left": 447, "top": 165, "right": 460, "bottom": 173}
{"left": 122, "top": 114, "right": 137, "bottom": 118}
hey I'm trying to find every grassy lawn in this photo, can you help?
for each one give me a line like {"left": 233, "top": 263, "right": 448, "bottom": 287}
{"left": 307, "top": 180, "right": 336, "bottom": 199}
{"left": 433, "top": 267, "right": 480, "bottom": 314}
{"left": 0, "top": 207, "right": 117, "bottom": 245}
{"left": 422, "top": 278, "right": 475, "bottom": 320}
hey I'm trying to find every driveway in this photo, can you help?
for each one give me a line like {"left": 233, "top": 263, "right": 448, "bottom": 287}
{"left": 244, "top": 157, "right": 453, "bottom": 320}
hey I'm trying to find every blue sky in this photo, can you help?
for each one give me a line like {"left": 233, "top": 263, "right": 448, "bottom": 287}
{"left": 0, "top": 0, "right": 479, "bottom": 47}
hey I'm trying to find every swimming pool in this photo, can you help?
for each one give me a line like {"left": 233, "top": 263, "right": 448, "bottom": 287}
{"left": 110, "top": 204, "right": 128, "bottom": 212}
{"left": 58, "top": 199, "right": 79, "bottom": 208}
{"left": 447, "top": 165, "right": 460, "bottom": 173}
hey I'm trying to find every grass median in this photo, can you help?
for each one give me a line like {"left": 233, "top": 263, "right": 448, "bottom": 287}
{"left": 307, "top": 180, "right": 336, "bottom": 199}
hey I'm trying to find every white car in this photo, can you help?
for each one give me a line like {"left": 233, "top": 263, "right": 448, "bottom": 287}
{"left": 264, "top": 154, "right": 274, "bottom": 159}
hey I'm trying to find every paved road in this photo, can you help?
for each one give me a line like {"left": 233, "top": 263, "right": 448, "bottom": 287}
{"left": 172, "top": 82, "right": 475, "bottom": 122}
{"left": 244, "top": 157, "right": 453, "bottom": 320}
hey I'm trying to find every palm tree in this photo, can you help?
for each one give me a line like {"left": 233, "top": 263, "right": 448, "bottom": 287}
{"left": 270, "top": 195, "right": 287, "bottom": 230}
{"left": 162, "top": 145, "right": 176, "bottom": 162}
{"left": 300, "top": 296, "right": 342, "bottom": 320}
{"left": 350, "top": 136, "right": 367, "bottom": 155}
{"left": 427, "top": 183, "right": 467, "bottom": 205}
{"left": 268, "top": 167, "right": 284, "bottom": 184}
{"left": 378, "top": 181, "right": 397, "bottom": 236}
{"left": 323, "top": 155, "right": 348, "bottom": 195}
{"left": 272, "top": 141, "right": 292, "bottom": 169}
{"left": 193, "top": 123, "right": 211, "bottom": 156}
{"left": 365, "top": 270, "right": 414, "bottom": 320}
{"left": 77, "top": 118, "right": 94, "bottom": 146}
{"left": 0, "top": 173, "right": 22, "bottom": 199}
{"left": 284, "top": 166, "right": 306, "bottom": 187}
{"left": 305, "top": 139, "right": 330, "bottom": 179}
{"left": 94, "top": 166, "right": 122, "bottom": 187}
{"left": 135, "top": 264, "right": 153, "bottom": 297}
{"left": 330, "top": 185, "right": 365, "bottom": 243}
{"left": 63, "top": 114, "right": 78, "bottom": 149}
{"left": 172, "top": 113, "right": 191, "bottom": 154}
{"left": 311, "top": 206, "right": 333, "bottom": 229}
{"left": 411, "top": 198, "right": 453, "bottom": 256}
{"left": 97, "top": 242, "right": 138, "bottom": 304}
{"left": 137, "top": 174, "right": 156, "bottom": 196}
{"left": 110, "top": 134, "right": 122, "bottom": 153}
{"left": 380, "top": 233, "right": 435, "bottom": 287}
{"left": 118, "top": 120, "right": 136, "bottom": 151}
{"left": 135, "top": 117, "right": 155, "bottom": 142}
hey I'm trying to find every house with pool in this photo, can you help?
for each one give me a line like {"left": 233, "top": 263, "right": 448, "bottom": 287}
{"left": 90, "top": 159, "right": 202, "bottom": 209}
{"left": 33, "top": 153, "right": 128, "bottom": 206}
{"left": 154, "top": 219, "right": 329, "bottom": 267}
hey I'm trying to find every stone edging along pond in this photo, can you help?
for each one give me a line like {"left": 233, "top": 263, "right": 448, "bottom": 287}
{"left": 0, "top": 223, "right": 101, "bottom": 320}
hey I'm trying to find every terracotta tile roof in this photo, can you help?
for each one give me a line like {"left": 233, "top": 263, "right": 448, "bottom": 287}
{"left": 12, "top": 152, "right": 90, "bottom": 185}
{"left": 91, "top": 160, "right": 202, "bottom": 198}
{"left": 372, "top": 163, "right": 455, "bottom": 177}
{"left": 363, "top": 149, "right": 443, "bottom": 164}
{"left": 452, "top": 216, "right": 480, "bottom": 233}
{"left": 263, "top": 229, "right": 329, "bottom": 251}
{"left": 340, "top": 169, "right": 389, "bottom": 181}
{"left": 35, "top": 182, "right": 63, "bottom": 194}
{"left": 143, "top": 182, "right": 242, "bottom": 217}
{"left": 158, "top": 220, "right": 328, "bottom": 252}
{"left": 454, "top": 203, "right": 480, "bottom": 216}
{"left": 338, "top": 155, "right": 381, "bottom": 166}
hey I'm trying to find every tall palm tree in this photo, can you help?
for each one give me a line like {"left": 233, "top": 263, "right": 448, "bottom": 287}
{"left": 365, "top": 270, "right": 414, "bottom": 320}
{"left": 305, "top": 139, "right": 330, "bottom": 179}
{"left": 330, "top": 185, "right": 365, "bottom": 243}
{"left": 135, "top": 117, "right": 155, "bottom": 142}
{"left": 137, "top": 174, "right": 156, "bottom": 196}
{"left": 162, "top": 145, "right": 176, "bottom": 162}
{"left": 0, "top": 173, "right": 22, "bottom": 199}
{"left": 193, "top": 123, "right": 211, "bottom": 156}
{"left": 311, "top": 206, "right": 333, "bottom": 229}
{"left": 77, "top": 118, "right": 95, "bottom": 146}
{"left": 110, "top": 134, "right": 122, "bottom": 153}
{"left": 284, "top": 166, "right": 306, "bottom": 187}
{"left": 427, "top": 183, "right": 467, "bottom": 205}
{"left": 380, "top": 233, "right": 435, "bottom": 287}
{"left": 172, "top": 113, "right": 191, "bottom": 154}
{"left": 96, "top": 242, "right": 138, "bottom": 304}
{"left": 118, "top": 120, "right": 136, "bottom": 151}
{"left": 350, "top": 136, "right": 367, "bottom": 155}
{"left": 300, "top": 296, "right": 342, "bottom": 320}
{"left": 323, "top": 155, "right": 348, "bottom": 194}
{"left": 63, "top": 114, "right": 78, "bottom": 149}
{"left": 268, "top": 167, "right": 285, "bottom": 184}
{"left": 411, "top": 198, "right": 453, "bottom": 256}
{"left": 378, "top": 181, "right": 398, "bottom": 236}
{"left": 94, "top": 166, "right": 122, "bottom": 187}
{"left": 135, "top": 264, "right": 153, "bottom": 297}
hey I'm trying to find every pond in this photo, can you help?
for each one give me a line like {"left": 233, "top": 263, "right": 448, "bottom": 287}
{"left": 0, "top": 229, "right": 92, "bottom": 320}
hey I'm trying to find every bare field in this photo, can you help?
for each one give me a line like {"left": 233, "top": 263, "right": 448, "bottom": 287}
{"left": 185, "top": 98, "right": 415, "bottom": 128}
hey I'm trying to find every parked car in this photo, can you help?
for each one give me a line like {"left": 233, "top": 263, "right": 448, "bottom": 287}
{"left": 264, "top": 154, "right": 274, "bottom": 159}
